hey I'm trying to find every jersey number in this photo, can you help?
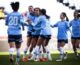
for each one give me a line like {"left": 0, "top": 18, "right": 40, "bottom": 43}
{"left": 9, "top": 16, "right": 18, "bottom": 26}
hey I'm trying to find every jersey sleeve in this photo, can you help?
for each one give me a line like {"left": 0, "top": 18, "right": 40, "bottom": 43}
{"left": 4, "top": 11, "right": 9, "bottom": 15}
{"left": 30, "top": 18, "right": 39, "bottom": 26}
{"left": 19, "top": 15, "right": 28, "bottom": 26}
{"left": 51, "top": 22, "right": 58, "bottom": 28}
{"left": 5, "top": 15, "right": 9, "bottom": 26}
{"left": 33, "top": 16, "right": 46, "bottom": 30}
{"left": 30, "top": 19, "right": 38, "bottom": 26}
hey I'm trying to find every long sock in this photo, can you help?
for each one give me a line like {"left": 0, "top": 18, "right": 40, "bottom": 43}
{"left": 34, "top": 45, "right": 39, "bottom": 55}
{"left": 58, "top": 47, "right": 64, "bottom": 54}
{"left": 45, "top": 46, "right": 52, "bottom": 60}
{"left": 16, "top": 48, "right": 20, "bottom": 62}
{"left": 39, "top": 46, "right": 43, "bottom": 58}
{"left": 9, "top": 48, "right": 15, "bottom": 55}
{"left": 23, "top": 46, "right": 28, "bottom": 57}
{"left": 34, "top": 45, "right": 39, "bottom": 60}
{"left": 30, "top": 48, "right": 37, "bottom": 60}
{"left": 43, "top": 53, "right": 47, "bottom": 58}
{"left": 58, "top": 47, "right": 64, "bottom": 59}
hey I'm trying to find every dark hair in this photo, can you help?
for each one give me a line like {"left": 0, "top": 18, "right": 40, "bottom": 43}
{"left": 10, "top": 2, "right": 15, "bottom": 9}
{"left": 29, "top": 5, "right": 33, "bottom": 8}
{"left": 34, "top": 7, "right": 41, "bottom": 12}
{"left": 74, "top": 10, "right": 80, "bottom": 18}
{"left": 61, "top": 12, "right": 69, "bottom": 21}
{"left": 41, "top": 9, "right": 50, "bottom": 19}
{"left": 74, "top": 10, "right": 78, "bottom": 14}
{"left": 10, "top": 2, "right": 19, "bottom": 11}
{"left": 46, "top": 15, "right": 50, "bottom": 19}
{"left": 41, "top": 9, "right": 46, "bottom": 15}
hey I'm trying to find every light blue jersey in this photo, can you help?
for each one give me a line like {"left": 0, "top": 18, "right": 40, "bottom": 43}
{"left": 6, "top": 12, "right": 26, "bottom": 35}
{"left": 69, "top": 19, "right": 80, "bottom": 37}
{"left": 27, "top": 12, "right": 35, "bottom": 32}
{"left": 31, "top": 15, "right": 43, "bottom": 35}
{"left": 31, "top": 15, "right": 51, "bottom": 35}
{"left": 40, "top": 16, "right": 51, "bottom": 35}
{"left": 52, "top": 20, "right": 69, "bottom": 40}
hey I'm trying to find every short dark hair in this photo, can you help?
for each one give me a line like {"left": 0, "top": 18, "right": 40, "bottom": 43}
{"left": 10, "top": 2, "right": 19, "bottom": 12}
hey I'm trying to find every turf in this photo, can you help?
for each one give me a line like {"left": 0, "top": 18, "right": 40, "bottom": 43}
{"left": 0, "top": 53, "right": 80, "bottom": 65}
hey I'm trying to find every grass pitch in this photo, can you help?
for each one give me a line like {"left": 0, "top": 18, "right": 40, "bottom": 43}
{"left": 0, "top": 52, "right": 80, "bottom": 65}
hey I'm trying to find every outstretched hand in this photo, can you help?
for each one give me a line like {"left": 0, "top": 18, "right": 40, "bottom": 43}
{"left": 26, "top": 19, "right": 32, "bottom": 24}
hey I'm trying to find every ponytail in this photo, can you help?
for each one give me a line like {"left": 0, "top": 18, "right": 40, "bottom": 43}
{"left": 45, "top": 14, "right": 50, "bottom": 19}
{"left": 66, "top": 16, "right": 69, "bottom": 21}
{"left": 41, "top": 9, "right": 50, "bottom": 19}
{"left": 61, "top": 12, "right": 69, "bottom": 21}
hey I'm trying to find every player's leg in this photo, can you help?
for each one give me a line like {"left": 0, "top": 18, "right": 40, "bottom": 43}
{"left": 71, "top": 38, "right": 77, "bottom": 56}
{"left": 76, "top": 39, "right": 80, "bottom": 48}
{"left": 43, "top": 38, "right": 52, "bottom": 61}
{"left": 34, "top": 37, "right": 45, "bottom": 61}
{"left": 75, "top": 39, "right": 80, "bottom": 57}
{"left": 39, "top": 45, "right": 43, "bottom": 59}
{"left": 28, "top": 36, "right": 38, "bottom": 59}
{"left": 15, "top": 35, "right": 22, "bottom": 65}
{"left": 78, "top": 39, "right": 80, "bottom": 49}
{"left": 78, "top": 39, "right": 80, "bottom": 56}
{"left": 42, "top": 41, "right": 48, "bottom": 61}
{"left": 56, "top": 40, "right": 66, "bottom": 61}
{"left": 8, "top": 42, "right": 15, "bottom": 62}
{"left": 23, "top": 36, "right": 32, "bottom": 60}
{"left": 23, "top": 32, "right": 32, "bottom": 56}
{"left": 8, "top": 35, "right": 15, "bottom": 63}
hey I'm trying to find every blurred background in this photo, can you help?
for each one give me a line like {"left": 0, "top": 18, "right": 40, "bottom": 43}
{"left": 0, "top": 0, "right": 80, "bottom": 52}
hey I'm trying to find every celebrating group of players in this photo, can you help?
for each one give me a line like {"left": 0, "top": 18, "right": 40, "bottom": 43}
{"left": 3, "top": 1, "right": 80, "bottom": 65}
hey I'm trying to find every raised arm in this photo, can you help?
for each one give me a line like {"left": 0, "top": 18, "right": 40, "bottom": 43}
{"left": 51, "top": 22, "right": 58, "bottom": 28}
{"left": 20, "top": 15, "right": 28, "bottom": 26}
